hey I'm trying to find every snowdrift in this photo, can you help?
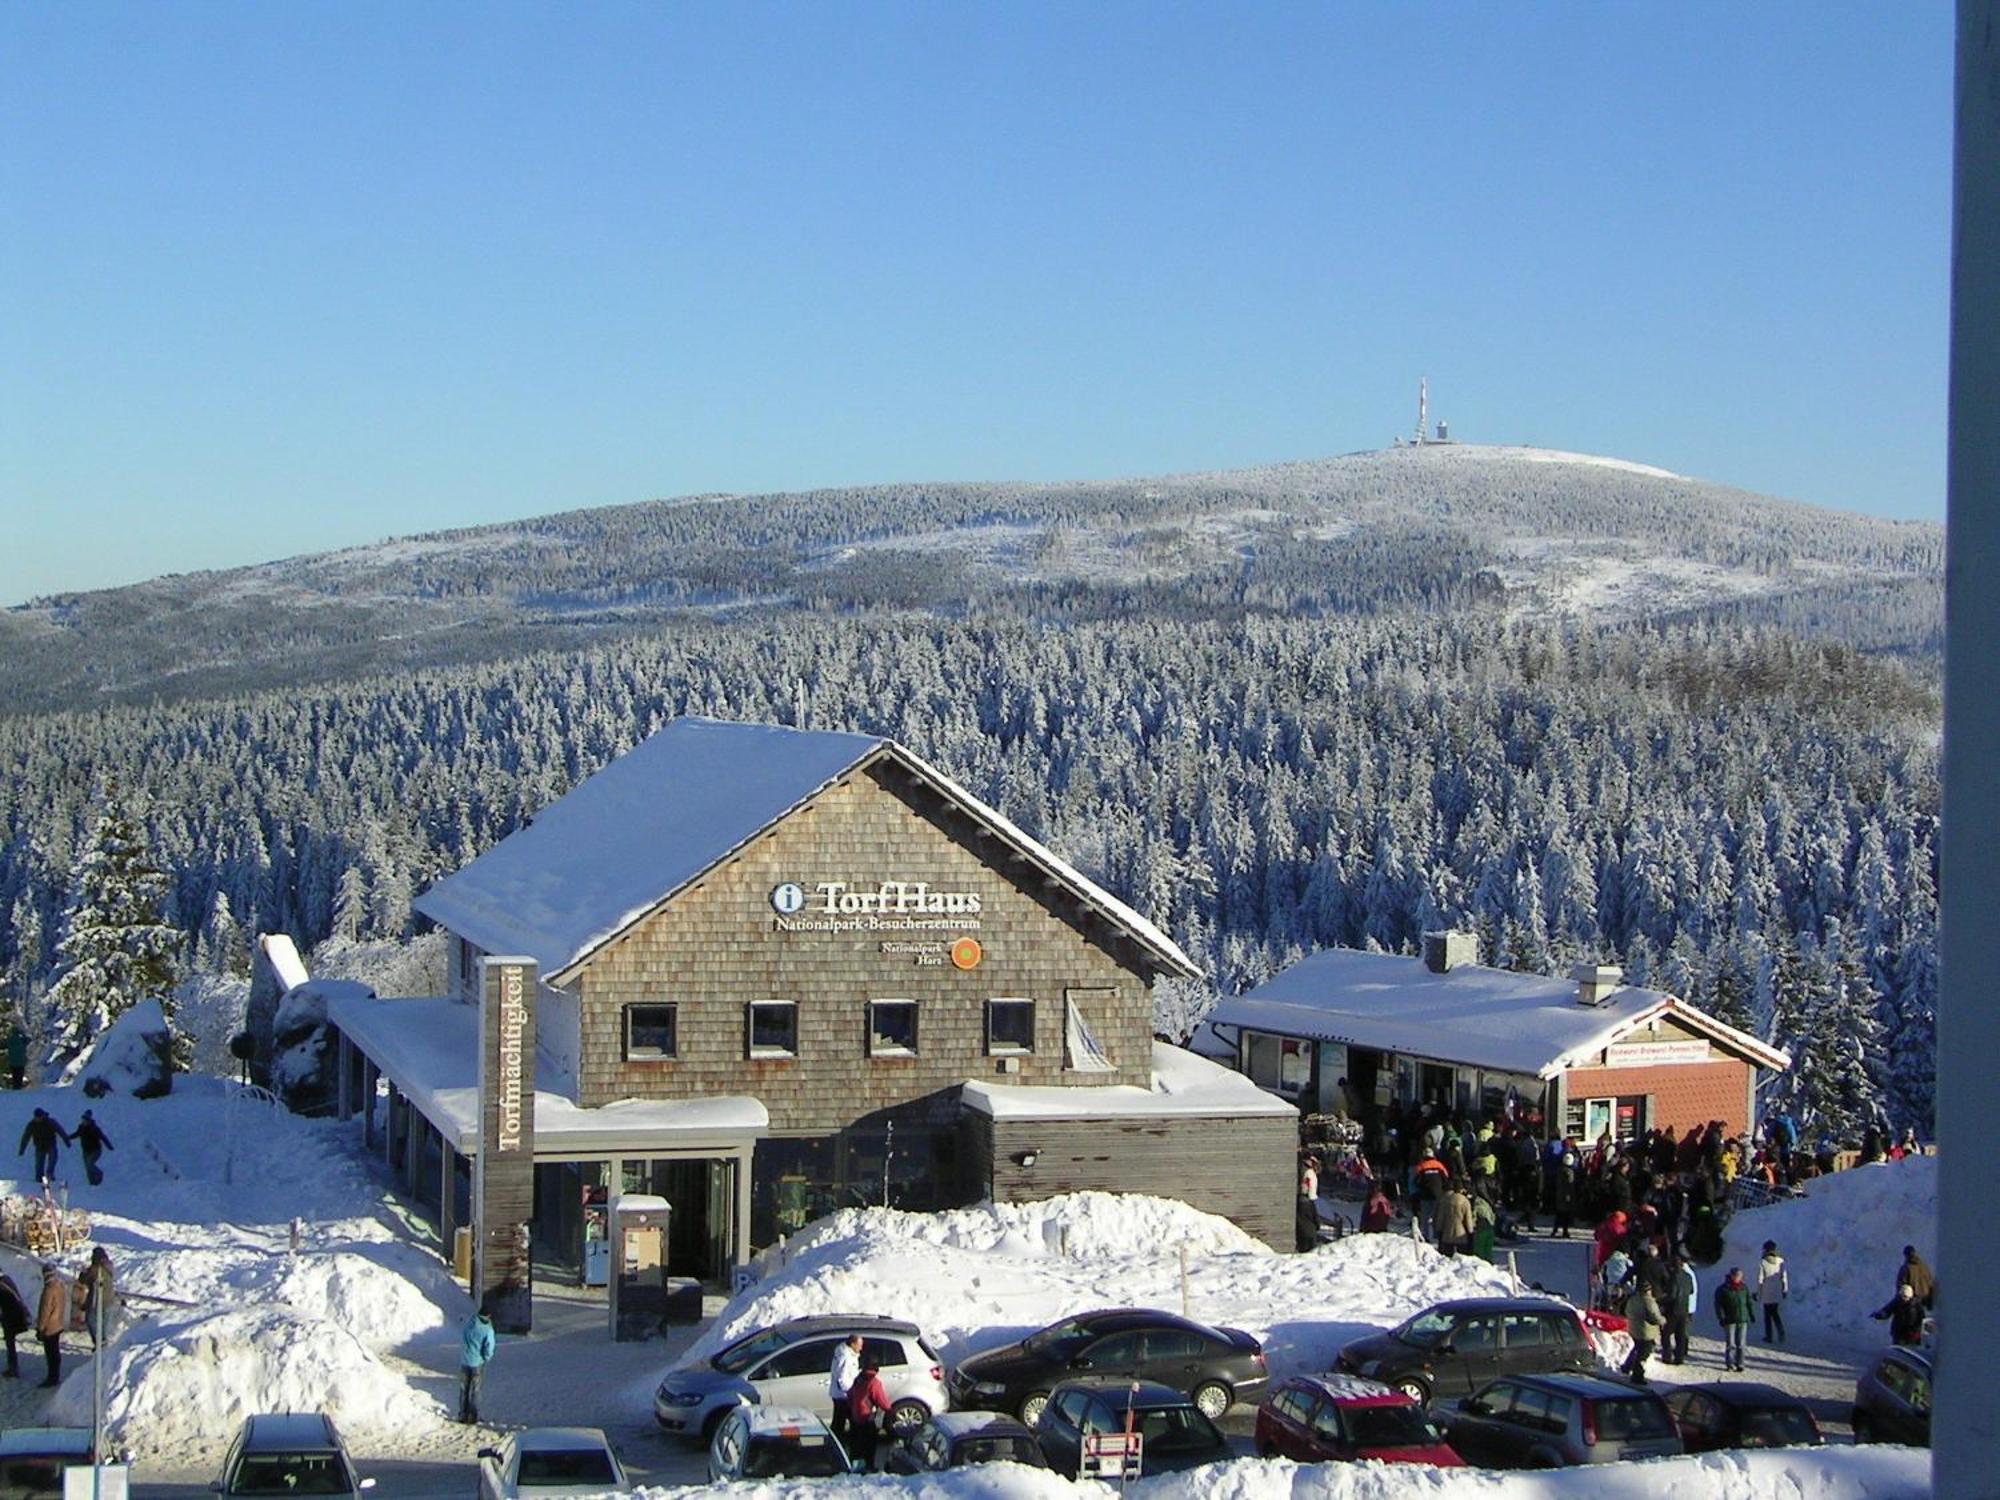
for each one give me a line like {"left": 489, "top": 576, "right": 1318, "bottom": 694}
{"left": 49, "top": 1307, "right": 447, "bottom": 1451}
{"left": 691, "top": 1194, "right": 1519, "bottom": 1381}
{"left": 1720, "top": 1157, "right": 1937, "bottom": 1339}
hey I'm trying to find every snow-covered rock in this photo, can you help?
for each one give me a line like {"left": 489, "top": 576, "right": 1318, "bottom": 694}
{"left": 271, "top": 978, "right": 373, "bottom": 1113}
{"left": 77, "top": 1000, "right": 173, "bottom": 1099}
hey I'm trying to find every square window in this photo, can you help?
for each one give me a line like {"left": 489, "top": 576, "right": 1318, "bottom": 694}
{"left": 986, "top": 998, "right": 1034, "bottom": 1054}
{"left": 624, "top": 1004, "right": 677, "bottom": 1060}
{"left": 869, "top": 1001, "right": 919, "bottom": 1056}
{"left": 748, "top": 1002, "right": 797, "bottom": 1058}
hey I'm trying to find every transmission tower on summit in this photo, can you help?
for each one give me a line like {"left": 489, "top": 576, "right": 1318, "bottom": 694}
{"left": 1397, "top": 377, "right": 1454, "bottom": 446}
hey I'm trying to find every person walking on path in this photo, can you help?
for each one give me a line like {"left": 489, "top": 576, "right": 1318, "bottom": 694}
{"left": 75, "top": 1248, "right": 115, "bottom": 1350}
{"left": 1714, "top": 1267, "right": 1755, "bottom": 1371}
{"left": 0, "top": 1271, "right": 28, "bottom": 1378}
{"left": 1663, "top": 1256, "right": 1696, "bottom": 1365}
{"left": 845, "top": 1361, "right": 892, "bottom": 1470}
{"left": 1360, "top": 1182, "right": 1394, "bottom": 1233}
{"left": 1872, "top": 1284, "right": 1927, "bottom": 1346}
{"left": 1756, "top": 1241, "right": 1788, "bottom": 1344}
{"left": 1621, "top": 1283, "right": 1663, "bottom": 1385}
{"left": 17, "top": 1111, "right": 69, "bottom": 1185}
{"left": 1412, "top": 1153, "right": 1449, "bottom": 1243}
{"left": 72, "top": 1113, "right": 112, "bottom": 1188}
{"left": 457, "top": 1309, "right": 495, "bottom": 1424}
{"left": 1896, "top": 1246, "right": 1936, "bottom": 1309}
{"left": 5, "top": 1029, "right": 26, "bottom": 1091}
{"left": 34, "top": 1265, "right": 65, "bottom": 1388}
{"left": 827, "top": 1333, "right": 862, "bottom": 1445}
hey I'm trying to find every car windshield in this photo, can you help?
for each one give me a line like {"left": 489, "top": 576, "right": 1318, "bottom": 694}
{"left": 1738, "top": 1407, "right": 1819, "bottom": 1447}
{"left": 1395, "top": 1311, "right": 1456, "bottom": 1347}
{"left": 1593, "top": 1398, "right": 1674, "bottom": 1441}
{"left": 1344, "top": 1405, "right": 1444, "bottom": 1449}
{"left": 741, "top": 1437, "right": 847, "bottom": 1479}
{"left": 516, "top": 1451, "right": 618, "bottom": 1486}
{"left": 713, "top": 1329, "right": 790, "bottom": 1375}
{"left": 1024, "top": 1319, "right": 1096, "bottom": 1359}
{"left": 953, "top": 1437, "right": 1043, "bottom": 1467}
{"left": 230, "top": 1453, "right": 353, "bottom": 1495}
{"left": 1132, "top": 1407, "right": 1225, "bottom": 1456}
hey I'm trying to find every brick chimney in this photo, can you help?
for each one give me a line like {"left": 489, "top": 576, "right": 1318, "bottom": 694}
{"left": 1574, "top": 963, "right": 1625, "bottom": 1007}
{"left": 1422, "top": 930, "right": 1480, "bottom": 974}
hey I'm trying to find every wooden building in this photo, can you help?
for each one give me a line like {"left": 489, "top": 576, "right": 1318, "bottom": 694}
{"left": 328, "top": 717, "right": 1294, "bottom": 1288}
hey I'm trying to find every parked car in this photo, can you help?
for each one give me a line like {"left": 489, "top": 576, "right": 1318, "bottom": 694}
{"left": 0, "top": 1429, "right": 95, "bottom": 1500}
{"left": 1034, "top": 1379, "right": 1230, "bottom": 1479}
{"left": 883, "top": 1412, "right": 1047, "bottom": 1474}
{"left": 947, "top": 1308, "right": 1266, "bottom": 1426}
{"left": 1334, "top": 1297, "right": 1594, "bottom": 1404}
{"left": 1444, "top": 1374, "right": 1682, "bottom": 1468}
{"left": 707, "top": 1406, "right": 856, "bottom": 1483}
{"left": 1255, "top": 1375, "right": 1464, "bottom": 1466}
{"left": 655, "top": 1314, "right": 947, "bottom": 1443}
{"left": 477, "top": 1428, "right": 629, "bottom": 1500}
{"left": 210, "top": 1413, "right": 376, "bottom": 1500}
{"left": 1662, "top": 1383, "right": 1822, "bottom": 1452}
{"left": 1853, "top": 1347, "right": 1932, "bottom": 1447}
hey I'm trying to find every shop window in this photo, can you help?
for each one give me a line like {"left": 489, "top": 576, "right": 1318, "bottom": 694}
{"left": 1245, "top": 1032, "right": 1310, "bottom": 1097}
{"left": 986, "top": 998, "right": 1035, "bottom": 1054}
{"left": 747, "top": 1002, "right": 798, "bottom": 1059}
{"left": 623, "top": 1004, "right": 678, "bottom": 1060}
{"left": 869, "top": 1001, "right": 919, "bottom": 1056}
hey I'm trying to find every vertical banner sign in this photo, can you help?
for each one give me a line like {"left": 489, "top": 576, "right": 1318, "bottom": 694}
{"left": 477, "top": 956, "right": 537, "bottom": 1333}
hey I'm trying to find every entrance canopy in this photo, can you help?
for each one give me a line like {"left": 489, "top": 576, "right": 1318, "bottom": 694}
{"left": 327, "top": 994, "right": 768, "bottom": 1157}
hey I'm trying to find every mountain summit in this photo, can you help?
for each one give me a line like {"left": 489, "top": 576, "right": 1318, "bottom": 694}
{"left": 0, "top": 445, "right": 1940, "bottom": 714}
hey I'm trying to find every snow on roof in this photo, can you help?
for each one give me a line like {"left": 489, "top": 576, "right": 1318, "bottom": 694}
{"left": 1214, "top": 948, "right": 1785, "bottom": 1077}
{"left": 413, "top": 716, "right": 1198, "bottom": 983}
{"left": 960, "top": 1042, "right": 1297, "bottom": 1121}
{"left": 325, "top": 993, "right": 767, "bottom": 1155}
{"left": 414, "top": 719, "right": 883, "bottom": 981}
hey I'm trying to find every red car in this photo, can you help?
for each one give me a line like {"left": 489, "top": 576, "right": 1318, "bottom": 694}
{"left": 1256, "top": 1375, "right": 1465, "bottom": 1466}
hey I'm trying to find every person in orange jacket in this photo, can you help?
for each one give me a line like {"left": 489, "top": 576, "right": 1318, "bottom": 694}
{"left": 1411, "top": 1153, "right": 1449, "bottom": 1242}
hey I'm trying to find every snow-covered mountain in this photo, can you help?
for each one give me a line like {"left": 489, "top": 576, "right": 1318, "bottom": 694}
{"left": 0, "top": 444, "right": 1941, "bottom": 713}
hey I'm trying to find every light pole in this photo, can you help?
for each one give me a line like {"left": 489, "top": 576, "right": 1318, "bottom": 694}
{"left": 90, "top": 1288, "right": 104, "bottom": 1500}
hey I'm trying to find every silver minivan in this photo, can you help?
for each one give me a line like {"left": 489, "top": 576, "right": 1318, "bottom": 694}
{"left": 1445, "top": 1374, "right": 1683, "bottom": 1467}
{"left": 655, "top": 1315, "right": 948, "bottom": 1444}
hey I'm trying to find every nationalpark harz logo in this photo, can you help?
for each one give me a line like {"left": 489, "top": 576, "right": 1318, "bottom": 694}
{"left": 770, "top": 879, "right": 983, "bottom": 932}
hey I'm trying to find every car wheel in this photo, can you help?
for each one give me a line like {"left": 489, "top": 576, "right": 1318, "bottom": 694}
{"left": 700, "top": 1408, "right": 732, "bottom": 1445}
{"left": 1852, "top": 1411, "right": 1874, "bottom": 1444}
{"left": 1018, "top": 1391, "right": 1051, "bottom": 1427}
{"left": 1192, "top": 1382, "right": 1232, "bottom": 1420}
{"left": 1394, "top": 1377, "right": 1431, "bottom": 1406}
{"left": 888, "top": 1399, "right": 929, "bottom": 1436}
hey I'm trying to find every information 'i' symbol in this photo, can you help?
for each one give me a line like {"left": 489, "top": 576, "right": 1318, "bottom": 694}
{"left": 770, "top": 882, "right": 806, "bottom": 915}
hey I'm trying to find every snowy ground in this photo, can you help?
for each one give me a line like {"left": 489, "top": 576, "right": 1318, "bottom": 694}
{"left": 0, "top": 1072, "right": 1939, "bottom": 1496}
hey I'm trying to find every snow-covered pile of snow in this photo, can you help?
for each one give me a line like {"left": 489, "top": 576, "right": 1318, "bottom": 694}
{"left": 0, "top": 1080, "right": 467, "bottom": 1462}
{"left": 630, "top": 1445, "right": 1927, "bottom": 1499}
{"left": 51, "top": 1306, "right": 445, "bottom": 1440}
{"left": 1720, "top": 1157, "right": 1937, "bottom": 1339}
{"left": 690, "top": 1194, "right": 1517, "bottom": 1380}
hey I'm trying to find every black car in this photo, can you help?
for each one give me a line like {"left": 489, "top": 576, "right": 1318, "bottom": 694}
{"left": 883, "top": 1413, "right": 1047, "bottom": 1474}
{"left": 1034, "top": 1379, "right": 1230, "bottom": 1479}
{"left": 1445, "top": 1373, "right": 1682, "bottom": 1468}
{"left": 1334, "top": 1298, "right": 1594, "bottom": 1405}
{"left": 1663, "top": 1382, "right": 1822, "bottom": 1452}
{"left": 1853, "top": 1347, "right": 1931, "bottom": 1447}
{"left": 948, "top": 1308, "right": 1267, "bottom": 1426}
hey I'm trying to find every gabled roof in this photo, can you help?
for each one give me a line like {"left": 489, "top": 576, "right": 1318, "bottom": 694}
{"left": 413, "top": 717, "right": 1198, "bottom": 985}
{"left": 1212, "top": 947, "right": 1788, "bottom": 1078}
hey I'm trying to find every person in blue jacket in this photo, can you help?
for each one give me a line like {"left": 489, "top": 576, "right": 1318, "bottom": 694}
{"left": 459, "top": 1309, "right": 496, "bottom": 1424}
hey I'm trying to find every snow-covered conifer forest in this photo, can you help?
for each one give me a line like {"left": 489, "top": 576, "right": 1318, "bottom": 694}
{"left": 0, "top": 608, "right": 1938, "bottom": 1137}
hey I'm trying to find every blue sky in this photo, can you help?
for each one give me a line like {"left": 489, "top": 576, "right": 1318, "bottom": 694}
{"left": 0, "top": 3, "right": 1953, "bottom": 604}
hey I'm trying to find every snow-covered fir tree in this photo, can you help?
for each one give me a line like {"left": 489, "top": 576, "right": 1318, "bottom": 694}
{"left": 43, "top": 793, "right": 191, "bottom": 1072}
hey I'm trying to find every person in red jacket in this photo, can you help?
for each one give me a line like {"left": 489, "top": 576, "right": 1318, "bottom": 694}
{"left": 846, "top": 1362, "right": 892, "bottom": 1470}
{"left": 1593, "top": 1209, "right": 1630, "bottom": 1269}
{"left": 1360, "top": 1182, "right": 1395, "bottom": 1233}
